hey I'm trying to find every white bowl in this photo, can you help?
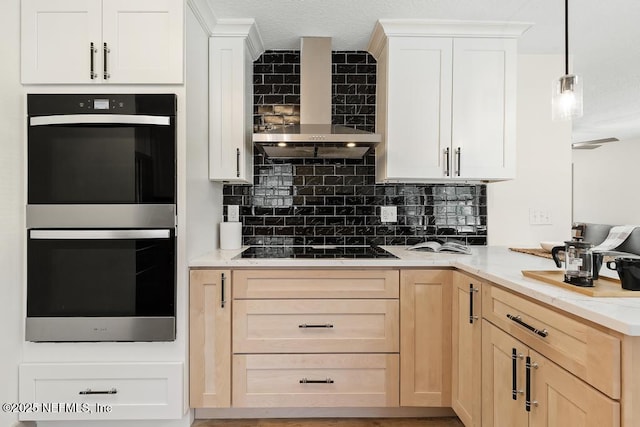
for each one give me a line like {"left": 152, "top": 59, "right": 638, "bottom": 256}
{"left": 540, "top": 241, "right": 563, "bottom": 252}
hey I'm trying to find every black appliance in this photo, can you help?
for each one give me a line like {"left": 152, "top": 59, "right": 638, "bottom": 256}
{"left": 240, "top": 245, "right": 398, "bottom": 259}
{"left": 26, "top": 94, "right": 177, "bottom": 342}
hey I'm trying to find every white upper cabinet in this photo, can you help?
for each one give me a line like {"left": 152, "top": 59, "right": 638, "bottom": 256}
{"left": 21, "top": 0, "right": 102, "bottom": 83}
{"left": 21, "top": 0, "right": 184, "bottom": 84}
{"left": 379, "top": 36, "right": 453, "bottom": 181}
{"left": 368, "top": 20, "right": 530, "bottom": 183}
{"left": 208, "top": 21, "right": 263, "bottom": 183}
{"left": 101, "top": 0, "right": 183, "bottom": 84}
{"left": 451, "top": 38, "right": 517, "bottom": 180}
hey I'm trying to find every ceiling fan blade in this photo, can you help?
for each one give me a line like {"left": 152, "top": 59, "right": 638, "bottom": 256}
{"left": 571, "top": 137, "right": 619, "bottom": 149}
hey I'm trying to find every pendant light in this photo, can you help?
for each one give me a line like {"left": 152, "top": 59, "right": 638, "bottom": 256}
{"left": 552, "top": 0, "right": 583, "bottom": 121}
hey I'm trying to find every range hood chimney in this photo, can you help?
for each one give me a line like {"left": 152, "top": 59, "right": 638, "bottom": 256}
{"left": 253, "top": 37, "right": 381, "bottom": 159}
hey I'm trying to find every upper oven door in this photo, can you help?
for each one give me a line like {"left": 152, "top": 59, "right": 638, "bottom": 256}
{"left": 27, "top": 94, "right": 176, "bottom": 205}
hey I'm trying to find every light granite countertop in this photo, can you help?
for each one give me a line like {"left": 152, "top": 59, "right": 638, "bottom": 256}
{"left": 190, "top": 246, "right": 640, "bottom": 336}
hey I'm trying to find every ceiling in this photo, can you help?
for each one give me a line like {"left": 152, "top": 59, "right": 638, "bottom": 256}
{"left": 206, "top": 0, "right": 640, "bottom": 142}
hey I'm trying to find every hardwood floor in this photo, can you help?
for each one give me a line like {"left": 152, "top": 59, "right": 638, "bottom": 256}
{"left": 193, "top": 417, "right": 464, "bottom": 427}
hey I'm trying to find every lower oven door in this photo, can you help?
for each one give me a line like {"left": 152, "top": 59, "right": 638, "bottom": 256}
{"left": 26, "top": 229, "right": 175, "bottom": 342}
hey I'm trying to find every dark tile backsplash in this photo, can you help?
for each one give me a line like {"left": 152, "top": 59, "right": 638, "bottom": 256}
{"left": 223, "top": 50, "right": 487, "bottom": 247}
{"left": 253, "top": 50, "right": 376, "bottom": 132}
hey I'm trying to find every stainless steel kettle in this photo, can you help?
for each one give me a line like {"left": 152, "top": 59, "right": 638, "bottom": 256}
{"left": 551, "top": 240, "right": 603, "bottom": 287}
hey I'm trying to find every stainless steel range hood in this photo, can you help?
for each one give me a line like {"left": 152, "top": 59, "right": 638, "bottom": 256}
{"left": 253, "top": 37, "right": 381, "bottom": 159}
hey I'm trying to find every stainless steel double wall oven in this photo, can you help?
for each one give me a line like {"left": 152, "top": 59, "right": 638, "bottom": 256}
{"left": 26, "top": 94, "right": 177, "bottom": 342}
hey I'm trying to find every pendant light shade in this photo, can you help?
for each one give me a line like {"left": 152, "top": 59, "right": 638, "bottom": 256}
{"left": 552, "top": 0, "right": 583, "bottom": 121}
{"left": 552, "top": 74, "right": 583, "bottom": 120}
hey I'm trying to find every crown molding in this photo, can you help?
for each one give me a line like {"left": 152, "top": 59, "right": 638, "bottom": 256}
{"left": 368, "top": 19, "right": 533, "bottom": 59}
{"left": 186, "top": 0, "right": 218, "bottom": 34}
{"left": 211, "top": 19, "right": 265, "bottom": 61}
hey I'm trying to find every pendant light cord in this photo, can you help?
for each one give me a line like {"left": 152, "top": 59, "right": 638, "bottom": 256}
{"left": 565, "top": 0, "right": 569, "bottom": 75}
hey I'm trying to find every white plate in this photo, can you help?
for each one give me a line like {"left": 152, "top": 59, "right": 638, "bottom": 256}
{"left": 540, "top": 241, "right": 563, "bottom": 252}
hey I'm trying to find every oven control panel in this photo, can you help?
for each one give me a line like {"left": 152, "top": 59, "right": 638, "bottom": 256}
{"left": 71, "top": 98, "right": 126, "bottom": 110}
{"left": 27, "top": 94, "right": 176, "bottom": 116}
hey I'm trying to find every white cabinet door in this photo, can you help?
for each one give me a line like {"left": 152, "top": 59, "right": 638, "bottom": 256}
{"left": 209, "top": 37, "right": 253, "bottom": 183}
{"left": 380, "top": 37, "right": 453, "bottom": 181}
{"left": 21, "top": 0, "right": 102, "bottom": 84}
{"left": 21, "top": 0, "right": 183, "bottom": 84}
{"left": 101, "top": 0, "right": 183, "bottom": 84}
{"left": 452, "top": 38, "right": 517, "bottom": 180}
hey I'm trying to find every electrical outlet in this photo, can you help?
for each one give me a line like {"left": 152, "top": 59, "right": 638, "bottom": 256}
{"left": 380, "top": 206, "right": 397, "bottom": 223}
{"left": 228, "top": 205, "right": 240, "bottom": 222}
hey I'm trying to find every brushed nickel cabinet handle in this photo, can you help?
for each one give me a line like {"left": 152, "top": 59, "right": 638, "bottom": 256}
{"left": 79, "top": 388, "right": 117, "bottom": 395}
{"left": 221, "top": 273, "right": 226, "bottom": 308}
{"left": 300, "top": 378, "right": 334, "bottom": 384}
{"left": 103, "top": 42, "right": 110, "bottom": 80}
{"left": 507, "top": 314, "right": 548, "bottom": 338}
{"left": 511, "top": 348, "right": 524, "bottom": 400}
{"left": 444, "top": 147, "right": 450, "bottom": 176}
{"left": 469, "top": 284, "right": 479, "bottom": 324}
{"left": 525, "top": 357, "right": 539, "bottom": 411}
{"left": 236, "top": 148, "right": 240, "bottom": 178}
{"left": 90, "top": 43, "right": 97, "bottom": 80}
{"left": 298, "top": 323, "right": 333, "bottom": 328}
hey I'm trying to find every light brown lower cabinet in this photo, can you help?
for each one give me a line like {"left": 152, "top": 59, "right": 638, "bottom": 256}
{"left": 189, "top": 269, "right": 231, "bottom": 408}
{"left": 400, "top": 269, "right": 452, "bottom": 407}
{"left": 451, "top": 272, "right": 482, "bottom": 427}
{"left": 188, "top": 266, "right": 635, "bottom": 427}
{"left": 482, "top": 320, "right": 620, "bottom": 427}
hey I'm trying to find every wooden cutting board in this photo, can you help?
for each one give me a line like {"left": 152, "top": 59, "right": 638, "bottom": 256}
{"left": 509, "top": 247, "right": 553, "bottom": 259}
{"left": 522, "top": 270, "right": 640, "bottom": 297}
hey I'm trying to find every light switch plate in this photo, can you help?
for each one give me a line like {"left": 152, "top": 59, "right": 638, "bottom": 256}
{"left": 529, "top": 208, "right": 552, "bottom": 225}
{"left": 228, "top": 205, "right": 240, "bottom": 222}
{"left": 380, "top": 206, "right": 397, "bottom": 223}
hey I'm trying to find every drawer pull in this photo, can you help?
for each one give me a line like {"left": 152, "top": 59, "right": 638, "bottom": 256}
{"left": 298, "top": 323, "right": 334, "bottom": 329}
{"left": 79, "top": 388, "right": 117, "bottom": 395}
{"left": 507, "top": 314, "right": 548, "bottom": 338}
{"left": 299, "top": 378, "right": 334, "bottom": 384}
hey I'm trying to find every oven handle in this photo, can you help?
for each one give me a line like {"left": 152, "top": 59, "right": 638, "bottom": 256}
{"left": 29, "top": 114, "right": 171, "bottom": 127}
{"left": 29, "top": 229, "right": 171, "bottom": 240}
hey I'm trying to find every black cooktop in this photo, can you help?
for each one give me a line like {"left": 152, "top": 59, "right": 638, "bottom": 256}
{"left": 239, "top": 245, "right": 398, "bottom": 259}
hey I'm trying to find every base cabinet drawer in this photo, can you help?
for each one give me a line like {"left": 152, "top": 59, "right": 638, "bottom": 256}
{"left": 234, "top": 299, "right": 399, "bottom": 353}
{"left": 233, "top": 354, "right": 399, "bottom": 408}
{"left": 233, "top": 269, "right": 400, "bottom": 299}
{"left": 19, "top": 362, "right": 183, "bottom": 421}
